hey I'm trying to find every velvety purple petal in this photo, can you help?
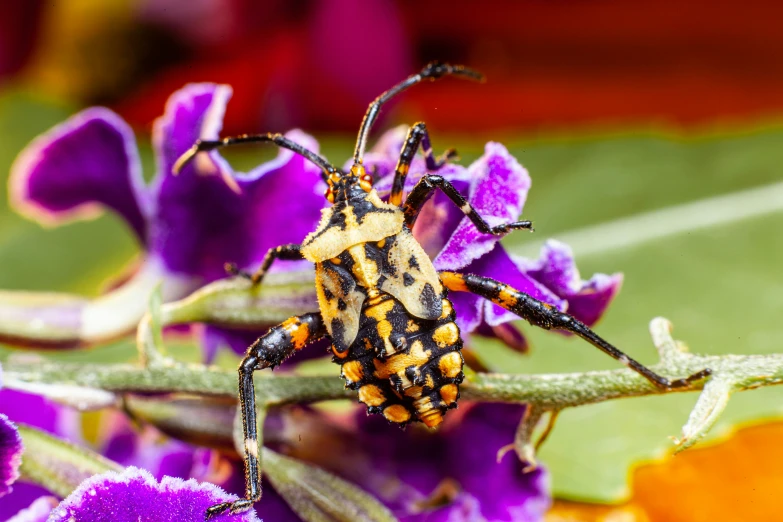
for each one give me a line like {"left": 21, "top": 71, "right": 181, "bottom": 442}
{"left": 1, "top": 414, "right": 23, "bottom": 497}
{"left": 448, "top": 291, "right": 484, "bottom": 336}
{"left": 150, "top": 83, "right": 326, "bottom": 280}
{"left": 335, "top": 404, "right": 550, "bottom": 521}
{"left": 0, "top": 482, "right": 53, "bottom": 520}
{"left": 442, "top": 404, "right": 551, "bottom": 522}
{"left": 5, "top": 495, "right": 58, "bottom": 522}
{"left": 565, "top": 273, "right": 623, "bottom": 327}
{"left": 48, "top": 467, "right": 260, "bottom": 522}
{"left": 233, "top": 130, "right": 327, "bottom": 271}
{"left": 0, "top": 389, "right": 82, "bottom": 442}
{"left": 434, "top": 143, "right": 531, "bottom": 271}
{"left": 98, "top": 411, "right": 207, "bottom": 483}
{"left": 9, "top": 108, "right": 148, "bottom": 241}
{"left": 406, "top": 493, "right": 483, "bottom": 522}
{"left": 517, "top": 240, "right": 623, "bottom": 327}
{"left": 409, "top": 171, "right": 471, "bottom": 258}
{"left": 459, "top": 245, "right": 566, "bottom": 331}
{"left": 151, "top": 83, "right": 233, "bottom": 183}
{"left": 475, "top": 322, "right": 529, "bottom": 354}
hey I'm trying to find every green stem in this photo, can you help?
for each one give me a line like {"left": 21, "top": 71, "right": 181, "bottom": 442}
{"left": 17, "top": 424, "right": 122, "bottom": 498}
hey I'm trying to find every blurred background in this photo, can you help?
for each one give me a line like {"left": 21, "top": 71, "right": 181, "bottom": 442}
{"left": 1, "top": 1, "right": 783, "bottom": 521}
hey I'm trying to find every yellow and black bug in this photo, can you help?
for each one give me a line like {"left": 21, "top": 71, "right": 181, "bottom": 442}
{"left": 175, "top": 62, "right": 711, "bottom": 518}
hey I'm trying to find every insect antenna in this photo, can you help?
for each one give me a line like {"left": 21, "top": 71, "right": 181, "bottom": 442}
{"left": 173, "top": 133, "right": 338, "bottom": 182}
{"left": 352, "top": 61, "right": 484, "bottom": 165}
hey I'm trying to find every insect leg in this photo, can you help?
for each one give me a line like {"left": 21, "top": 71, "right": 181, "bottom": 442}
{"left": 404, "top": 174, "right": 534, "bottom": 234}
{"left": 439, "top": 271, "right": 712, "bottom": 389}
{"left": 173, "top": 133, "right": 338, "bottom": 181}
{"left": 353, "top": 61, "right": 484, "bottom": 164}
{"left": 389, "top": 122, "right": 457, "bottom": 206}
{"left": 206, "top": 313, "right": 328, "bottom": 519}
{"left": 225, "top": 243, "right": 303, "bottom": 285}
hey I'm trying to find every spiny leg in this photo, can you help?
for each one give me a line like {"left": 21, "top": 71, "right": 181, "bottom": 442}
{"left": 439, "top": 271, "right": 711, "bottom": 389}
{"left": 225, "top": 243, "right": 303, "bottom": 285}
{"left": 173, "top": 133, "right": 339, "bottom": 181}
{"left": 353, "top": 61, "right": 484, "bottom": 164}
{"left": 389, "top": 122, "right": 458, "bottom": 206}
{"left": 205, "top": 313, "right": 328, "bottom": 519}
{"left": 404, "top": 174, "right": 534, "bottom": 235}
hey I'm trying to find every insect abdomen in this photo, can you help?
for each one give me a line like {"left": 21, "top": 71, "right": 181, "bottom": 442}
{"left": 336, "top": 293, "right": 464, "bottom": 427}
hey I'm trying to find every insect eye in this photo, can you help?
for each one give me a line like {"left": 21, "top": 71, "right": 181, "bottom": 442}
{"left": 359, "top": 173, "right": 373, "bottom": 193}
{"left": 324, "top": 186, "right": 335, "bottom": 203}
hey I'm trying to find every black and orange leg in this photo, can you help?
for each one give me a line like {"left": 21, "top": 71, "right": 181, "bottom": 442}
{"left": 173, "top": 133, "right": 339, "bottom": 181}
{"left": 389, "top": 122, "right": 458, "bottom": 206}
{"left": 439, "top": 272, "right": 712, "bottom": 389}
{"left": 225, "top": 243, "right": 303, "bottom": 285}
{"left": 403, "top": 174, "right": 534, "bottom": 235}
{"left": 206, "top": 313, "right": 328, "bottom": 519}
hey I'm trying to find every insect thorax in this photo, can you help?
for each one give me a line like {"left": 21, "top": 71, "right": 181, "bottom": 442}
{"left": 311, "top": 226, "right": 463, "bottom": 427}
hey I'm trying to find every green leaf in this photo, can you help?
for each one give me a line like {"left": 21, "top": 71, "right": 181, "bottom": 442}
{"left": 475, "top": 129, "right": 783, "bottom": 502}
{"left": 263, "top": 448, "right": 397, "bottom": 522}
{"left": 17, "top": 424, "right": 122, "bottom": 497}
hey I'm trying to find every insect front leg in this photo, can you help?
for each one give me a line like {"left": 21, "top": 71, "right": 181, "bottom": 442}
{"left": 225, "top": 243, "right": 303, "bottom": 285}
{"left": 403, "top": 174, "right": 534, "bottom": 234}
{"left": 439, "top": 271, "right": 712, "bottom": 390}
{"left": 205, "top": 313, "right": 327, "bottom": 519}
{"left": 389, "top": 122, "right": 458, "bottom": 206}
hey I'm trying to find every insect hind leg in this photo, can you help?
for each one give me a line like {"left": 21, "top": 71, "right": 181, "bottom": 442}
{"left": 206, "top": 313, "right": 327, "bottom": 519}
{"left": 439, "top": 271, "right": 711, "bottom": 390}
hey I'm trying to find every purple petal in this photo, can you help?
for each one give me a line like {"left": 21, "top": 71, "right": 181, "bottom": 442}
{"left": 0, "top": 389, "right": 82, "bottom": 442}
{"left": 150, "top": 83, "right": 326, "bottom": 280}
{"left": 99, "top": 413, "right": 199, "bottom": 481}
{"left": 518, "top": 240, "right": 623, "bottom": 327}
{"left": 410, "top": 170, "right": 471, "bottom": 258}
{"left": 1, "top": 414, "right": 23, "bottom": 497}
{"left": 5, "top": 495, "right": 58, "bottom": 522}
{"left": 9, "top": 108, "right": 148, "bottom": 241}
{"left": 448, "top": 245, "right": 565, "bottom": 336}
{"left": 329, "top": 404, "right": 550, "bottom": 521}
{"left": 0, "top": 483, "right": 53, "bottom": 520}
{"left": 440, "top": 404, "right": 551, "bottom": 522}
{"left": 48, "top": 467, "right": 260, "bottom": 522}
{"left": 474, "top": 322, "right": 530, "bottom": 353}
{"left": 434, "top": 142, "right": 531, "bottom": 271}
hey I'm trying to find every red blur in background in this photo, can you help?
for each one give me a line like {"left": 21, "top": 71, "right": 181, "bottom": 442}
{"left": 2, "top": 0, "right": 782, "bottom": 135}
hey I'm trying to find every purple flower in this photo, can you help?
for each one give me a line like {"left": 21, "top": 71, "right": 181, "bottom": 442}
{"left": 5, "top": 495, "right": 58, "bottom": 522}
{"left": 365, "top": 126, "right": 623, "bottom": 350}
{"left": 8, "top": 83, "right": 325, "bottom": 348}
{"left": 48, "top": 467, "right": 260, "bottom": 522}
{"left": 1, "top": 413, "right": 23, "bottom": 498}
{"left": 273, "top": 403, "right": 550, "bottom": 521}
